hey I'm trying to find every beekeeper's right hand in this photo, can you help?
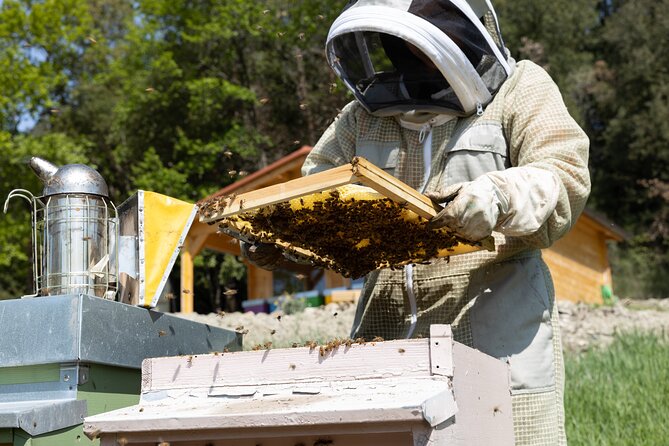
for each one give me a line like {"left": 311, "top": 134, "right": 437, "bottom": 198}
{"left": 240, "top": 241, "right": 283, "bottom": 271}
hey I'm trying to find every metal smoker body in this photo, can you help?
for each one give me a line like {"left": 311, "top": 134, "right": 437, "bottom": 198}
{"left": 4, "top": 157, "right": 118, "bottom": 299}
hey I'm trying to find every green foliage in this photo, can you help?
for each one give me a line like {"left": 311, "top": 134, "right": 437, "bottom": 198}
{"left": 0, "top": 0, "right": 666, "bottom": 300}
{"left": 565, "top": 332, "right": 669, "bottom": 445}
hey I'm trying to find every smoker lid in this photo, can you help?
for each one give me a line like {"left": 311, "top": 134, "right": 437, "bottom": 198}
{"left": 30, "top": 157, "right": 109, "bottom": 197}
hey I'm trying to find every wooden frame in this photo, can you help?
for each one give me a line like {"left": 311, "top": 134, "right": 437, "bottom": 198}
{"left": 199, "top": 156, "right": 441, "bottom": 223}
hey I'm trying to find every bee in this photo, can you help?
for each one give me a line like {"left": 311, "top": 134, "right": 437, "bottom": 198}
{"left": 235, "top": 325, "right": 245, "bottom": 331}
{"left": 82, "top": 236, "right": 92, "bottom": 241}
{"left": 87, "top": 36, "right": 97, "bottom": 44}
{"left": 398, "top": 348, "right": 406, "bottom": 354}
{"left": 88, "top": 428, "right": 101, "bottom": 439}
{"left": 238, "top": 170, "right": 248, "bottom": 177}
{"left": 276, "top": 314, "right": 282, "bottom": 322}
{"left": 355, "top": 337, "right": 366, "bottom": 345}
{"left": 186, "top": 355, "right": 193, "bottom": 366}
{"left": 262, "top": 9, "right": 270, "bottom": 14}
{"left": 289, "top": 363, "right": 296, "bottom": 370}
{"left": 293, "top": 140, "right": 301, "bottom": 145}
{"left": 264, "top": 341, "right": 273, "bottom": 349}
{"left": 317, "top": 14, "right": 325, "bottom": 20}
{"left": 223, "top": 348, "right": 230, "bottom": 353}
{"left": 182, "top": 289, "right": 191, "bottom": 294}
{"left": 223, "top": 288, "right": 238, "bottom": 296}
{"left": 305, "top": 340, "right": 317, "bottom": 350}
{"left": 117, "top": 437, "right": 128, "bottom": 446}
{"left": 158, "top": 330, "right": 167, "bottom": 337}
{"left": 228, "top": 170, "right": 238, "bottom": 176}
{"left": 276, "top": 32, "right": 285, "bottom": 37}
{"left": 145, "top": 87, "right": 155, "bottom": 93}
{"left": 299, "top": 103, "right": 308, "bottom": 110}
{"left": 371, "top": 336, "right": 384, "bottom": 343}
{"left": 223, "top": 150, "right": 233, "bottom": 157}
{"left": 295, "top": 273, "right": 306, "bottom": 280}
{"left": 332, "top": 312, "right": 338, "bottom": 317}
{"left": 329, "top": 83, "right": 338, "bottom": 93}
{"left": 259, "top": 97, "right": 270, "bottom": 105}
{"left": 138, "top": 407, "right": 144, "bottom": 413}
{"left": 314, "top": 439, "right": 333, "bottom": 446}
{"left": 298, "top": 32, "right": 305, "bottom": 40}
{"left": 165, "top": 292, "right": 175, "bottom": 301}
{"left": 319, "top": 345, "right": 325, "bottom": 357}
{"left": 270, "top": 329, "right": 276, "bottom": 335}
{"left": 238, "top": 199, "right": 245, "bottom": 209}
{"left": 344, "top": 338, "right": 353, "bottom": 347}
{"left": 49, "top": 108, "right": 60, "bottom": 114}
{"left": 252, "top": 344, "right": 262, "bottom": 351}
{"left": 216, "top": 310, "right": 226, "bottom": 318}
{"left": 291, "top": 342, "right": 299, "bottom": 348}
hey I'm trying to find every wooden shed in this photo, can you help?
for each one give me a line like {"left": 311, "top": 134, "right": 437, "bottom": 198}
{"left": 179, "top": 147, "right": 625, "bottom": 312}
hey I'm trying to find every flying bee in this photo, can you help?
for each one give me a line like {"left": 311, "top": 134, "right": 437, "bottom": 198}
{"left": 276, "top": 32, "right": 285, "bottom": 37}
{"left": 223, "top": 150, "right": 233, "bottom": 157}
{"left": 298, "top": 32, "right": 305, "bottom": 40}
{"left": 158, "top": 330, "right": 167, "bottom": 337}
{"left": 259, "top": 97, "right": 270, "bottom": 105}
{"left": 87, "top": 36, "right": 97, "bottom": 44}
{"left": 295, "top": 273, "right": 306, "bottom": 280}
{"left": 299, "top": 103, "right": 308, "bottom": 110}
{"left": 238, "top": 170, "right": 248, "bottom": 177}
{"left": 228, "top": 170, "right": 238, "bottom": 176}
{"left": 223, "top": 288, "right": 238, "bottom": 296}
{"left": 145, "top": 87, "right": 155, "bottom": 93}
{"left": 165, "top": 292, "right": 175, "bottom": 301}
{"left": 262, "top": 9, "right": 270, "bottom": 14}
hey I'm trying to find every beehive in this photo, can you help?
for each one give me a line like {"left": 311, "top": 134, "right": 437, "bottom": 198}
{"left": 214, "top": 184, "right": 492, "bottom": 278}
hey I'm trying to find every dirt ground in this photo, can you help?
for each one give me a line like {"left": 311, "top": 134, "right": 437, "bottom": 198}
{"left": 178, "top": 298, "right": 669, "bottom": 353}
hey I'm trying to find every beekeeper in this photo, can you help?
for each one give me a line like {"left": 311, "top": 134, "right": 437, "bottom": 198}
{"left": 243, "top": 0, "right": 590, "bottom": 444}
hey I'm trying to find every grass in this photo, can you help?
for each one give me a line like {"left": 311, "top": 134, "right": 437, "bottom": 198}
{"left": 565, "top": 332, "right": 669, "bottom": 445}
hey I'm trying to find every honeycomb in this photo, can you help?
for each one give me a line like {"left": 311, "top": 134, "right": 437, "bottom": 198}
{"left": 216, "top": 184, "right": 492, "bottom": 278}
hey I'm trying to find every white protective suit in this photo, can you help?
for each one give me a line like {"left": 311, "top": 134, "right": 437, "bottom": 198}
{"left": 302, "top": 1, "right": 591, "bottom": 445}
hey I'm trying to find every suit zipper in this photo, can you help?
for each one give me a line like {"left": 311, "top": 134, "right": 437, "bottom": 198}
{"left": 405, "top": 124, "right": 433, "bottom": 338}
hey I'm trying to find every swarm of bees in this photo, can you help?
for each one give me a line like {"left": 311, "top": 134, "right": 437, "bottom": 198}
{"left": 203, "top": 185, "right": 481, "bottom": 278}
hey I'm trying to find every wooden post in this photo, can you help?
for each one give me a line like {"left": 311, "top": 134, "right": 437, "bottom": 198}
{"left": 180, "top": 233, "right": 208, "bottom": 313}
{"left": 246, "top": 264, "right": 274, "bottom": 300}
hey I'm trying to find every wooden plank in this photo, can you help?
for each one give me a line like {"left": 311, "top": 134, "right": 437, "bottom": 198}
{"left": 143, "top": 339, "right": 431, "bottom": 392}
{"left": 351, "top": 157, "right": 440, "bottom": 219}
{"left": 200, "top": 163, "right": 357, "bottom": 221}
{"left": 96, "top": 423, "right": 418, "bottom": 445}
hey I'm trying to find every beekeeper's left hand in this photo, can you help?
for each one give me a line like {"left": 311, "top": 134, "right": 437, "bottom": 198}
{"left": 425, "top": 167, "right": 561, "bottom": 241}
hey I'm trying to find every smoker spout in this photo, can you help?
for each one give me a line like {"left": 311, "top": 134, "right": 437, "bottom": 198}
{"left": 29, "top": 157, "right": 59, "bottom": 184}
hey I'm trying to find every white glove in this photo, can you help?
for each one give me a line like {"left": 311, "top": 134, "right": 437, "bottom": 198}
{"left": 425, "top": 167, "right": 560, "bottom": 241}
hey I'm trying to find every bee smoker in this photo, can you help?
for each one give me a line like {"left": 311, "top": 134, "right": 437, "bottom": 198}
{"left": 3, "top": 157, "right": 118, "bottom": 299}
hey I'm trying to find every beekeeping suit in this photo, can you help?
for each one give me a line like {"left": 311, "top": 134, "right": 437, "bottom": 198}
{"left": 301, "top": 0, "right": 591, "bottom": 444}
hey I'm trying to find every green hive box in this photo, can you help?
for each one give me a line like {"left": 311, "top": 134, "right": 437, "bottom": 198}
{"left": 0, "top": 295, "right": 241, "bottom": 445}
